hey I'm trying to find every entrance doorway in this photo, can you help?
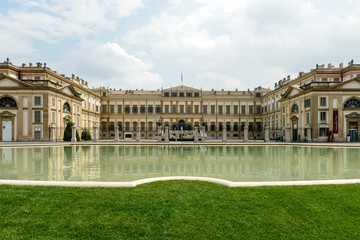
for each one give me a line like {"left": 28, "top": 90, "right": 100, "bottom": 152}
{"left": 2, "top": 121, "right": 12, "bottom": 141}
{"left": 349, "top": 122, "right": 358, "bottom": 142}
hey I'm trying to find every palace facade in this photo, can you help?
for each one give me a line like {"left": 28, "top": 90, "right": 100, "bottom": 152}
{"left": 1, "top": 58, "right": 360, "bottom": 142}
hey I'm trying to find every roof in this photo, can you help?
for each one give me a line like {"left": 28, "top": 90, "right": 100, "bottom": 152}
{"left": 163, "top": 85, "right": 200, "bottom": 91}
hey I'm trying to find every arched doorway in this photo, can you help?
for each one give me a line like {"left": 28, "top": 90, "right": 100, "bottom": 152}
{"left": 344, "top": 98, "right": 360, "bottom": 142}
{"left": 0, "top": 96, "right": 18, "bottom": 141}
{"left": 291, "top": 115, "right": 299, "bottom": 142}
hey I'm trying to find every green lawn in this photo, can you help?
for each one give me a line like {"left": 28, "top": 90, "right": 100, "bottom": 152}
{"left": 1, "top": 182, "right": 359, "bottom": 239}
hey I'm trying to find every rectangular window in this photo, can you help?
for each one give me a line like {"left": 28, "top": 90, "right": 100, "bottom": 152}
{"left": 34, "top": 111, "right": 41, "bottom": 123}
{"left": 218, "top": 106, "right": 223, "bottom": 114}
{"left": 179, "top": 92, "right": 184, "bottom": 97}
{"left": 180, "top": 105, "right": 184, "bottom": 113}
{"left": 306, "top": 113, "right": 310, "bottom": 124}
{"left": 155, "top": 106, "right": 161, "bottom": 113}
{"left": 321, "top": 78, "right": 328, "bottom": 82}
{"left": 255, "top": 93, "right": 262, "bottom": 98}
{"left": 110, "top": 106, "right": 114, "bottom": 114}
{"left": 102, "top": 92, "right": 106, "bottom": 97}
{"left": 34, "top": 96, "right": 41, "bottom": 106}
{"left": 118, "top": 106, "right": 122, "bottom": 113}
{"left": 257, "top": 106, "right": 261, "bottom": 114}
{"left": 320, "top": 97, "right": 327, "bottom": 107}
{"left": 195, "top": 105, "right": 199, "bottom": 114}
{"left": 164, "top": 92, "right": 170, "bottom": 97}
{"left": 148, "top": 106, "right": 153, "bottom": 113}
{"left": 140, "top": 106, "right": 146, "bottom": 113}
{"left": 282, "top": 118, "right": 285, "bottom": 127}
{"left": 211, "top": 106, "right": 215, "bottom": 114}
{"left": 320, "top": 112, "right": 326, "bottom": 123}
{"left": 334, "top": 77, "right": 340, "bottom": 82}
{"left": 276, "top": 102, "right": 278, "bottom": 109}
{"left": 319, "top": 128, "right": 329, "bottom": 137}
{"left": 186, "top": 92, "right": 192, "bottom": 97}
{"left": 96, "top": 105, "right": 99, "bottom": 112}
{"left": 172, "top": 106, "right": 176, "bottom": 113}
{"left": 52, "top": 111, "right": 56, "bottom": 123}
{"left": 52, "top": 98, "right": 56, "bottom": 107}
{"left": 249, "top": 106, "right": 253, "bottom": 114}
{"left": 187, "top": 106, "right": 191, "bottom": 114}
{"left": 194, "top": 92, "right": 200, "bottom": 97}
{"left": 132, "top": 106, "right": 138, "bottom": 113}
{"left": 304, "top": 99, "right": 311, "bottom": 108}
{"left": 282, "top": 106, "right": 285, "bottom": 113}
{"left": 109, "top": 124, "right": 114, "bottom": 131}
{"left": 165, "top": 105, "right": 169, "bottom": 113}
{"left": 241, "top": 106, "right": 246, "bottom": 114}
{"left": 203, "top": 106, "right": 207, "bottom": 114}
{"left": 125, "top": 106, "right": 131, "bottom": 113}
{"left": 171, "top": 92, "right": 177, "bottom": 97}
{"left": 234, "top": 106, "right": 238, "bottom": 114}
{"left": 77, "top": 116, "right": 80, "bottom": 126}
{"left": 102, "top": 106, "right": 107, "bottom": 113}
{"left": 226, "top": 106, "right": 230, "bottom": 114}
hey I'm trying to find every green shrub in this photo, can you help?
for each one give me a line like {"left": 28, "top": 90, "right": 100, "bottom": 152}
{"left": 81, "top": 129, "right": 92, "bottom": 141}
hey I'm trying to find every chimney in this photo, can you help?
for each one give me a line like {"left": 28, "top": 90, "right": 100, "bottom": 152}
{"left": 29, "top": 63, "right": 33, "bottom": 67}
{"left": 339, "top": 63, "right": 343, "bottom": 68}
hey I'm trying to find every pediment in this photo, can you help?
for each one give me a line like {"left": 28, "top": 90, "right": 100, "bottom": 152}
{"left": 0, "top": 74, "right": 32, "bottom": 88}
{"left": 345, "top": 112, "right": 360, "bottom": 118}
{"left": 0, "top": 110, "right": 16, "bottom": 117}
{"left": 281, "top": 85, "right": 303, "bottom": 100}
{"left": 59, "top": 85, "right": 82, "bottom": 99}
{"left": 331, "top": 77, "right": 360, "bottom": 90}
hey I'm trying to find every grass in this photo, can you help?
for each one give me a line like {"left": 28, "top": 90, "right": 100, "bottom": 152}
{"left": 1, "top": 182, "right": 360, "bottom": 239}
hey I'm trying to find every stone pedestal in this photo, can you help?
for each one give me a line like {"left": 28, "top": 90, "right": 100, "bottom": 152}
{"left": 194, "top": 126, "right": 199, "bottom": 143}
{"left": 49, "top": 124, "right": 56, "bottom": 142}
{"left": 71, "top": 126, "right": 77, "bottom": 143}
{"left": 164, "top": 126, "right": 169, "bottom": 143}
{"left": 157, "top": 125, "right": 162, "bottom": 143}
{"left": 93, "top": 124, "right": 98, "bottom": 142}
{"left": 244, "top": 125, "right": 249, "bottom": 143}
{"left": 136, "top": 126, "right": 141, "bottom": 142}
{"left": 222, "top": 126, "right": 227, "bottom": 143}
{"left": 285, "top": 127, "right": 291, "bottom": 143}
{"left": 114, "top": 125, "right": 119, "bottom": 142}
{"left": 306, "top": 127, "right": 312, "bottom": 142}
{"left": 201, "top": 126, "right": 206, "bottom": 143}
{"left": 264, "top": 126, "right": 270, "bottom": 142}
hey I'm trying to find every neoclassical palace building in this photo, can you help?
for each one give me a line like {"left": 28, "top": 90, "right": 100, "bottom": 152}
{"left": 1, "top": 58, "right": 360, "bottom": 142}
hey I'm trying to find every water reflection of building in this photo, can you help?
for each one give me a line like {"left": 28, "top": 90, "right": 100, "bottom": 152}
{"left": 1, "top": 146, "right": 359, "bottom": 182}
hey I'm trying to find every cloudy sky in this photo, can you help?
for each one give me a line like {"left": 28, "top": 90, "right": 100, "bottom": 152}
{"left": 1, "top": 0, "right": 360, "bottom": 91}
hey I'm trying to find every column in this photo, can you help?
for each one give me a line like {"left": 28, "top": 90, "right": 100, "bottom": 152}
{"left": 194, "top": 126, "right": 199, "bottom": 143}
{"left": 244, "top": 124, "right": 249, "bottom": 143}
{"left": 114, "top": 125, "right": 119, "bottom": 142}
{"left": 93, "top": 123, "right": 98, "bottom": 142}
{"left": 222, "top": 125, "right": 227, "bottom": 143}
{"left": 157, "top": 125, "right": 162, "bottom": 143}
{"left": 264, "top": 125, "right": 270, "bottom": 142}
{"left": 136, "top": 126, "right": 141, "bottom": 142}
{"left": 164, "top": 125, "right": 169, "bottom": 143}
{"left": 306, "top": 126, "right": 312, "bottom": 142}
{"left": 71, "top": 125, "right": 77, "bottom": 143}
{"left": 285, "top": 126, "right": 291, "bottom": 143}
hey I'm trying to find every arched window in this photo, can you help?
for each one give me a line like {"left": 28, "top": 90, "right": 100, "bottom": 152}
{"left": 344, "top": 99, "right": 360, "bottom": 108}
{"left": 291, "top": 104, "right": 299, "bottom": 113}
{"left": 0, "top": 97, "right": 17, "bottom": 108}
{"left": 63, "top": 102, "right": 70, "bottom": 112}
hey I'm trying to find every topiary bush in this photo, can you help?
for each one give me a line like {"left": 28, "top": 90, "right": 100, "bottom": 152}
{"left": 81, "top": 129, "right": 92, "bottom": 141}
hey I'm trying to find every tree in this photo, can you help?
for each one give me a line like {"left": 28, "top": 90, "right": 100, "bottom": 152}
{"left": 63, "top": 122, "right": 80, "bottom": 141}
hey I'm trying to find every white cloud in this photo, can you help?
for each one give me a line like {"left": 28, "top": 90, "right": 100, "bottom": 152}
{"left": 56, "top": 41, "right": 162, "bottom": 89}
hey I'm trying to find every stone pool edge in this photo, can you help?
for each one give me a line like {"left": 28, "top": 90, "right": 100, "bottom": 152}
{"left": 1, "top": 177, "right": 360, "bottom": 188}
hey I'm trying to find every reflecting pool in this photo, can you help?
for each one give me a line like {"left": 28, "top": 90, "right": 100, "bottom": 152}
{"left": 1, "top": 145, "right": 360, "bottom": 182}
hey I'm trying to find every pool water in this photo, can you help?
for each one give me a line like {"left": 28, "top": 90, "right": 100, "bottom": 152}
{"left": 0, "top": 145, "right": 360, "bottom": 182}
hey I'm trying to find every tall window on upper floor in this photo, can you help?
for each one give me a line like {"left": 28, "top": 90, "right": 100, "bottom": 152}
{"left": 320, "top": 112, "right": 326, "bottom": 123}
{"left": 34, "top": 96, "right": 41, "bottom": 106}
{"left": 249, "top": 106, "right": 253, "bottom": 114}
{"left": 63, "top": 102, "right": 70, "bottom": 112}
{"left": 320, "top": 97, "right": 327, "bottom": 107}
{"left": 241, "top": 106, "right": 245, "bottom": 114}
{"left": 304, "top": 99, "right": 311, "bottom": 108}
{"left": 291, "top": 104, "right": 299, "bottom": 113}
{"left": 234, "top": 106, "right": 238, "bottom": 114}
